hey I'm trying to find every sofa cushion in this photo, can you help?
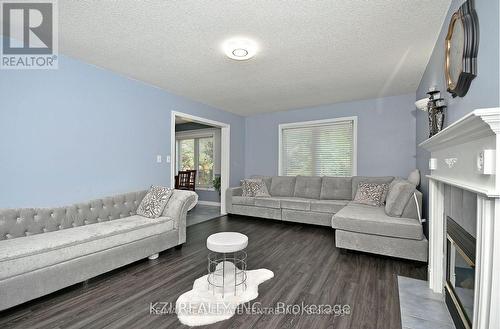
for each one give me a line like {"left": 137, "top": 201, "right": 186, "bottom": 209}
{"left": 230, "top": 204, "right": 282, "bottom": 220}
{"left": 320, "top": 177, "right": 353, "bottom": 200}
{"left": 232, "top": 196, "right": 255, "bottom": 206}
{"left": 310, "top": 200, "right": 348, "bottom": 214}
{"left": 282, "top": 209, "right": 333, "bottom": 226}
{"left": 293, "top": 176, "right": 322, "bottom": 199}
{"left": 385, "top": 179, "right": 416, "bottom": 217}
{"left": 0, "top": 215, "right": 174, "bottom": 279}
{"left": 270, "top": 176, "right": 296, "bottom": 197}
{"left": 351, "top": 176, "right": 394, "bottom": 199}
{"left": 254, "top": 197, "right": 281, "bottom": 209}
{"left": 277, "top": 197, "right": 311, "bottom": 211}
{"left": 332, "top": 203, "right": 423, "bottom": 240}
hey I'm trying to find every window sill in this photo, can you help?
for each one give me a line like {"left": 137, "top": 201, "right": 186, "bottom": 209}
{"left": 196, "top": 187, "right": 216, "bottom": 191}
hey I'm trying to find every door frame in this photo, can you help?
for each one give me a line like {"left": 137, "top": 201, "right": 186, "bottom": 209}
{"left": 171, "top": 111, "right": 230, "bottom": 214}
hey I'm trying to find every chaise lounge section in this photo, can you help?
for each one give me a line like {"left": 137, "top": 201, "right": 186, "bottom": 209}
{"left": 226, "top": 174, "right": 427, "bottom": 262}
{"left": 0, "top": 189, "right": 197, "bottom": 311}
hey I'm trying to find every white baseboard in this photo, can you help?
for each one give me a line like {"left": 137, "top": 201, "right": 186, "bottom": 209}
{"left": 197, "top": 200, "right": 221, "bottom": 206}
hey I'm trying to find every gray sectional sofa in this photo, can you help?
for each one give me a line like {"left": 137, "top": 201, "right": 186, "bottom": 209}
{"left": 0, "top": 189, "right": 197, "bottom": 311}
{"left": 226, "top": 175, "right": 427, "bottom": 262}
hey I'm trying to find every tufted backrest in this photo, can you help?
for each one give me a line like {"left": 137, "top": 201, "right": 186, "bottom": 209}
{"left": 0, "top": 190, "right": 147, "bottom": 241}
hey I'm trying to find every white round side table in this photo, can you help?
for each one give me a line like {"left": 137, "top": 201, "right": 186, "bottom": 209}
{"left": 206, "top": 232, "right": 248, "bottom": 298}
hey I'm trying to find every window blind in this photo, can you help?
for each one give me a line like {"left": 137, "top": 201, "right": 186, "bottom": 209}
{"left": 281, "top": 120, "right": 354, "bottom": 176}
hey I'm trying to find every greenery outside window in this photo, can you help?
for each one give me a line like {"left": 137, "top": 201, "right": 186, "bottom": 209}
{"left": 176, "top": 132, "right": 215, "bottom": 189}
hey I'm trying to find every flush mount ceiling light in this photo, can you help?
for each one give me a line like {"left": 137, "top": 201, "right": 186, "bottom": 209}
{"left": 222, "top": 38, "right": 258, "bottom": 61}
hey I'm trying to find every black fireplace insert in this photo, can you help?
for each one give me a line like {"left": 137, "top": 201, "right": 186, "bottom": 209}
{"left": 445, "top": 216, "right": 476, "bottom": 329}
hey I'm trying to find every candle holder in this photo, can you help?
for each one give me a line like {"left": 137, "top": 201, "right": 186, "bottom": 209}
{"left": 427, "top": 90, "right": 447, "bottom": 137}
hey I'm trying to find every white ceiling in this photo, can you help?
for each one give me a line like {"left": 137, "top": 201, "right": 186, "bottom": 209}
{"left": 59, "top": 0, "right": 451, "bottom": 116}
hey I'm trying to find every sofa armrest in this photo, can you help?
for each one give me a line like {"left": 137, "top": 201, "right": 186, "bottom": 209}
{"left": 402, "top": 190, "right": 423, "bottom": 223}
{"left": 225, "top": 187, "right": 242, "bottom": 214}
{"left": 228, "top": 186, "right": 243, "bottom": 196}
{"left": 162, "top": 190, "right": 198, "bottom": 244}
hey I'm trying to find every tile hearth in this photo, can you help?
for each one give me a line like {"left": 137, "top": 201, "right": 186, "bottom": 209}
{"left": 398, "top": 276, "right": 455, "bottom": 329}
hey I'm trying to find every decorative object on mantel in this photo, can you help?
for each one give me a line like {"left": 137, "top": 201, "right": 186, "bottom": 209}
{"left": 426, "top": 88, "right": 447, "bottom": 137}
{"left": 445, "top": 0, "right": 479, "bottom": 98}
{"left": 415, "top": 98, "right": 429, "bottom": 111}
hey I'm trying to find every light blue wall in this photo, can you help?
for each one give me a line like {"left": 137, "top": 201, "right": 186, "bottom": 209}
{"left": 416, "top": 0, "right": 500, "bottom": 219}
{"left": 245, "top": 93, "right": 417, "bottom": 178}
{"left": 4, "top": 0, "right": 497, "bottom": 211}
{"left": 0, "top": 50, "right": 245, "bottom": 208}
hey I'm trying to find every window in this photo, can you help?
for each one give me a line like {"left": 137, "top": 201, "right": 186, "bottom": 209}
{"left": 197, "top": 137, "right": 214, "bottom": 187}
{"left": 279, "top": 117, "right": 357, "bottom": 176}
{"left": 176, "top": 131, "right": 215, "bottom": 188}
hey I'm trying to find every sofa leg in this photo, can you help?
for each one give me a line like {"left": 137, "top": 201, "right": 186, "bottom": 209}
{"left": 148, "top": 253, "right": 159, "bottom": 260}
{"left": 175, "top": 244, "right": 184, "bottom": 250}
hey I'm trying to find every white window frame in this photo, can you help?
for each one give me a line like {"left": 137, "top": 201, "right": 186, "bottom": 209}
{"left": 278, "top": 116, "right": 358, "bottom": 176}
{"left": 175, "top": 128, "right": 218, "bottom": 190}
{"left": 170, "top": 111, "right": 230, "bottom": 214}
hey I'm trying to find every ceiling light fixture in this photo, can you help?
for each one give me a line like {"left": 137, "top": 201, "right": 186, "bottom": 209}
{"left": 223, "top": 37, "right": 258, "bottom": 61}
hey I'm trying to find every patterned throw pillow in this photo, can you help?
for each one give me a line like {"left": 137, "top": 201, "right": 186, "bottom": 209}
{"left": 241, "top": 179, "right": 271, "bottom": 197}
{"left": 137, "top": 186, "right": 174, "bottom": 218}
{"left": 353, "top": 183, "right": 388, "bottom": 207}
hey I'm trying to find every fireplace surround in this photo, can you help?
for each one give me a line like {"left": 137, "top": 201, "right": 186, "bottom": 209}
{"left": 419, "top": 108, "right": 500, "bottom": 329}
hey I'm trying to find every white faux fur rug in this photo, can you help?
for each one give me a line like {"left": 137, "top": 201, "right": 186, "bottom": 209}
{"left": 176, "top": 261, "right": 274, "bottom": 326}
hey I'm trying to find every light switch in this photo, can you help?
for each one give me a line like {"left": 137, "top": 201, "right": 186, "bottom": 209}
{"left": 156, "top": 155, "right": 162, "bottom": 163}
{"left": 166, "top": 155, "right": 171, "bottom": 163}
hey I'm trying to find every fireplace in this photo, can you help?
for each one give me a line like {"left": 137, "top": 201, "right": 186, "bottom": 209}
{"left": 445, "top": 216, "right": 476, "bottom": 329}
{"left": 419, "top": 108, "right": 500, "bottom": 329}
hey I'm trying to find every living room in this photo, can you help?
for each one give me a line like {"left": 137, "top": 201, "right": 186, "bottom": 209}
{"left": 0, "top": 1, "right": 499, "bottom": 329}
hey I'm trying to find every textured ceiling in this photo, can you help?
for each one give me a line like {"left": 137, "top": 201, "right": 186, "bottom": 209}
{"left": 58, "top": 0, "right": 451, "bottom": 116}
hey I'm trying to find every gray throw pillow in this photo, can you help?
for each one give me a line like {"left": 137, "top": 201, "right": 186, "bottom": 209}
{"left": 385, "top": 179, "right": 416, "bottom": 217}
{"left": 407, "top": 169, "right": 420, "bottom": 186}
{"left": 137, "top": 186, "right": 173, "bottom": 218}
{"left": 241, "top": 179, "right": 270, "bottom": 197}
{"left": 353, "top": 183, "right": 388, "bottom": 207}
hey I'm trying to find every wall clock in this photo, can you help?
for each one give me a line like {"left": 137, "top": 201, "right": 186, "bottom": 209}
{"left": 445, "top": 0, "right": 479, "bottom": 98}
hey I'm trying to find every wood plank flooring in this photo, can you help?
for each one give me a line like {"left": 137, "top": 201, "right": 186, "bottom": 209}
{"left": 0, "top": 215, "right": 427, "bottom": 329}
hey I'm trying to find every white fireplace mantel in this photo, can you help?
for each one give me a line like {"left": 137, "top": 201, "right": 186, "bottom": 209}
{"left": 419, "top": 108, "right": 500, "bottom": 197}
{"left": 419, "top": 107, "right": 500, "bottom": 329}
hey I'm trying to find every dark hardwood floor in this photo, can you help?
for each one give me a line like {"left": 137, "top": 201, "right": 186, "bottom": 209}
{"left": 0, "top": 215, "right": 427, "bottom": 329}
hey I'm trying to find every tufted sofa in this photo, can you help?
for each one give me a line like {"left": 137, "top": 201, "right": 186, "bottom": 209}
{"left": 226, "top": 174, "right": 427, "bottom": 262}
{"left": 0, "top": 189, "right": 197, "bottom": 311}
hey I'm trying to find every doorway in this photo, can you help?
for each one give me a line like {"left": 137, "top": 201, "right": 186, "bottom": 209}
{"left": 171, "top": 111, "right": 230, "bottom": 218}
